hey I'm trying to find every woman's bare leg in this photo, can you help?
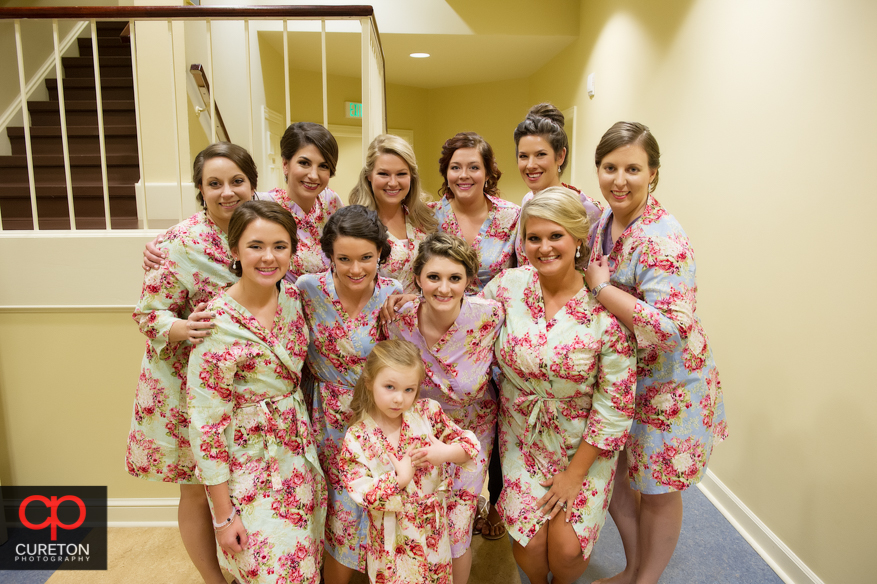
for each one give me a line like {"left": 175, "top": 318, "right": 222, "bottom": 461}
{"left": 634, "top": 491, "right": 682, "bottom": 584}
{"left": 546, "top": 515, "right": 591, "bottom": 584}
{"left": 178, "top": 484, "right": 227, "bottom": 584}
{"left": 594, "top": 450, "right": 640, "bottom": 584}
{"left": 511, "top": 523, "right": 549, "bottom": 584}
{"left": 323, "top": 550, "right": 357, "bottom": 584}
{"left": 452, "top": 548, "right": 472, "bottom": 584}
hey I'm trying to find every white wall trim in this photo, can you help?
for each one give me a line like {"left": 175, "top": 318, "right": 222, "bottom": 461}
{"left": 107, "top": 497, "right": 180, "bottom": 527}
{"left": 697, "top": 470, "right": 824, "bottom": 584}
{"left": 0, "top": 21, "right": 89, "bottom": 135}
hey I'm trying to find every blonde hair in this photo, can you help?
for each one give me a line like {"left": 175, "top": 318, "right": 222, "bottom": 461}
{"left": 349, "top": 134, "right": 438, "bottom": 234}
{"left": 411, "top": 232, "right": 480, "bottom": 291}
{"left": 520, "top": 186, "right": 591, "bottom": 262}
{"left": 350, "top": 340, "right": 426, "bottom": 423}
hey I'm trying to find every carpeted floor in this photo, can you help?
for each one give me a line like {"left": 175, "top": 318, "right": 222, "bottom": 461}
{"left": 0, "top": 486, "right": 781, "bottom": 584}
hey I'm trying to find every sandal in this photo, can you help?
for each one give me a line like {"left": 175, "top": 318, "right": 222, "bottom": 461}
{"left": 473, "top": 496, "right": 489, "bottom": 536}
{"left": 479, "top": 498, "right": 507, "bottom": 541}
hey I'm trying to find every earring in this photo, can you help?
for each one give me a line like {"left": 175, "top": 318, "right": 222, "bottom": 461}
{"left": 575, "top": 248, "right": 581, "bottom": 259}
{"left": 232, "top": 259, "right": 239, "bottom": 270}
{"left": 558, "top": 166, "right": 562, "bottom": 175}
{"left": 330, "top": 261, "right": 336, "bottom": 273}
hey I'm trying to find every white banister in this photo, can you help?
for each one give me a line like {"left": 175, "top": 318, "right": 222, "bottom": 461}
{"left": 14, "top": 20, "right": 38, "bottom": 230}
{"left": 321, "top": 19, "right": 328, "bottom": 128}
{"left": 206, "top": 18, "right": 216, "bottom": 144}
{"left": 129, "top": 21, "right": 148, "bottom": 229}
{"left": 283, "top": 18, "right": 290, "bottom": 128}
{"left": 90, "top": 19, "right": 111, "bottom": 229}
{"left": 244, "top": 19, "right": 253, "bottom": 152}
{"left": 52, "top": 19, "right": 75, "bottom": 230}
{"left": 167, "top": 19, "right": 183, "bottom": 222}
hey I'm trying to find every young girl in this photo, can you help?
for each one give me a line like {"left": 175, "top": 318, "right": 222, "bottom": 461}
{"left": 339, "top": 340, "right": 481, "bottom": 584}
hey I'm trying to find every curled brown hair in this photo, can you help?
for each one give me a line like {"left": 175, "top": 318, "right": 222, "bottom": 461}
{"left": 594, "top": 122, "right": 661, "bottom": 193}
{"left": 513, "top": 103, "right": 570, "bottom": 175}
{"left": 280, "top": 122, "right": 339, "bottom": 177}
{"left": 350, "top": 340, "right": 425, "bottom": 423}
{"left": 227, "top": 200, "right": 298, "bottom": 277}
{"left": 411, "top": 232, "right": 480, "bottom": 291}
{"left": 437, "top": 132, "right": 502, "bottom": 198}
{"left": 193, "top": 142, "right": 258, "bottom": 208}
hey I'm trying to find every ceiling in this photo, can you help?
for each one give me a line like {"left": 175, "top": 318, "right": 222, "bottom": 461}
{"left": 258, "top": 30, "right": 577, "bottom": 89}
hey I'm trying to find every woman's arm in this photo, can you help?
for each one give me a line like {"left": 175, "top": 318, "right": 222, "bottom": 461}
{"left": 339, "top": 432, "right": 407, "bottom": 511}
{"left": 206, "top": 481, "right": 249, "bottom": 553}
{"left": 584, "top": 255, "right": 637, "bottom": 331}
{"left": 142, "top": 232, "right": 169, "bottom": 271}
{"left": 536, "top": 440, "right": 602, "bottom": 523}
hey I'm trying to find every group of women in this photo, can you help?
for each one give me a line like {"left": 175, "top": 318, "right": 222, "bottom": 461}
{"left": 126, "top": 103, "right": 727, "bottom": 584}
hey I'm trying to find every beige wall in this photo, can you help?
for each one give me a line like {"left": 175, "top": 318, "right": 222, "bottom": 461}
{"left": 526, "top": 0, "right": 876, "bottom": 581}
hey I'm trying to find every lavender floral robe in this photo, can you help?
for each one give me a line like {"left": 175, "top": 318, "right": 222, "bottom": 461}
{"left": 267, "top": 187, "right": 342, "bottom": 281}
{"left": 388, "top": 296, "right": 503, "bottom": 556}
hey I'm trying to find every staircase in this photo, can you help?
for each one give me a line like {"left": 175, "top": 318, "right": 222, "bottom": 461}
{"left": 0, "top": 21, "right": 140, "bottom": 230}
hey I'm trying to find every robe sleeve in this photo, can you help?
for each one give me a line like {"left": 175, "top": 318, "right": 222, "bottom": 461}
{"left": 420, "top": 399, "right": 480, "bottom": 471}
{"left": 340, "top": 428, "right": 404, "bottom": 512}
{"left": 186, "top": 315, "right": 237, "bottom": 485}
{"left": 630, "top": 234, "right": 699, "bottom": 354}
{"left": 132, "top": 237, "right": 193, "bottom": 356}
{"left": 584, "top": 316, "right": 636, "bottom": 452}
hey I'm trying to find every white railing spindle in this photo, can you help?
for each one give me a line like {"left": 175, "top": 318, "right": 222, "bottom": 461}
{"left": 14, "top": 20, "right": 38, "bottom": 230}
{"left": 167, "top": 19, "right": 183, "bottom": 222}
{"left": 244, "top": 19, "right": 253, "bottom": 152}
{"left": 90, "top": 19, "right": 111, "bottom": 229}
{"left": 283, "top": 19, "right": 290, "bottom": 128}
{"left": 321, "top": 19, "right": 328, "bottom": 128}
{"left": 129, "top": 21, "right": 148, "bottom": 229}
{"left": 206, "top": 18, "right": 216, "bottom": 143}
{"left": 53, "top": 19, "right": 75, "bottom": 230}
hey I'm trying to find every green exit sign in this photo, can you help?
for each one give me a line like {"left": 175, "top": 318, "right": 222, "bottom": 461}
{"left": 345, "top": 101, "right": 362, "bottom": 119}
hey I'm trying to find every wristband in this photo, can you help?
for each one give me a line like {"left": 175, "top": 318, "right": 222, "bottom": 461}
{"left": 212, "top": 507, "right": 236, "bottom": 531}
{"left": 591, "top": 281, "right": 611, "bottom": 298}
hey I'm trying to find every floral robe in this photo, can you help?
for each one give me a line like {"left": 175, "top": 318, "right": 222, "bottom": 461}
{"left": 297, "top": 271, "right": 403, "bottom": 570}
{"left": 481, "top": 266, "right": 635, "bottom": 558}
{"left": 267, "top": 187, "right": 343, "bottom": 281}
{"left": 387, "top": 296, "right": 503, "bottom": 556}
{"left": 430, "top": 194, "right": 521, "bottom": 294}
{"left": 515, "top": 183, "right": 604, "bottom": 266}
{"left": 186, "top": 282, "right": 326, "bottom": 584}
{"left": 380, "top": 208, "right": 428, "bottom": 294}
{"left": 127, "top": 211, "right": 235, "bottom": 483}
{"left": 589, "top": 195, "right": 728, "bottom": 494}
{"left": 340, "top": 399, "right": 480, "bottom": 584}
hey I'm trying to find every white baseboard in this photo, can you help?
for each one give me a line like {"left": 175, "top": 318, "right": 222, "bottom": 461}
{"left": 697, "top": 470, "right": 824, "bottom": 584}
{"left": 108, "top": 497, "right": 179, "bottom": 527}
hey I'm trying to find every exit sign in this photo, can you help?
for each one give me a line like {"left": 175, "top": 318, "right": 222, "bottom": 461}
{"left": 345, "top": 102, "right": 362, "bottom": 119}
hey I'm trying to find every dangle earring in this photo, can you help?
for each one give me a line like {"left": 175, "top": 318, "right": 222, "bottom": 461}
{"left": 232, "top": 258, "right": 239, "bottom": 270}
{"left": 575, "top": 248, "right": 581, "bottom": 259}
{"left": 330, "top": 261, "right": 336, "bottom": 273}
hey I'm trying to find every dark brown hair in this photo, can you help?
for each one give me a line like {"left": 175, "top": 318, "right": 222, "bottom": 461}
{"left": 594, "top": 121, "right": 661, "bottom": 193}
{"left": 280, "top": 122, "right": 339, "bottom": 177}
{"left": 227, "top": 200, "right": 298, "bottom": 277}
{"left": 437, "top": 132, "right": 502, "bottom": 198}
{"left": 513, "top": 103, "right": 570, "bottom": 175}
{"left": 411, "top": 232, "right": 480, "bottom": 290}
{"left": 320, "top": 204, "right": 392, "bottom": 264}
{"left": 193, "top": 142, "right": 258, "bottom": 208}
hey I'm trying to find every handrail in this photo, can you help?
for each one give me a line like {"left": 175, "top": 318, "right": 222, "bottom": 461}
{"left": 189, "top": 64, "right": 230, "bottom": 143}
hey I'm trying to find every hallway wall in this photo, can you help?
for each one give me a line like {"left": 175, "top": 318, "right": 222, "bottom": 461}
{"left": 523, "top": 0, "right": 877, "bottom": 581}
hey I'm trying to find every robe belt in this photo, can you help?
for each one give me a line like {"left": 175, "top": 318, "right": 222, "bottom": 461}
{"left": 239, "top": 393, "right": 296, "bottom": 491}
{"left": 513, "top": 393, "right": 576, "bottom": 447}
{"left": 382, "top": 491, "right": 446, "bottom": 554}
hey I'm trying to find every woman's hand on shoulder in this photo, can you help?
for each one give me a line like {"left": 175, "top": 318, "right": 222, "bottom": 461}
{"left": 215, "top": 514, "right": 248, "bottom": 554}
{"left": 168, "top": 302, "right": 216, "bottom": 344}
{"left": 379, "top": 293, "right": 418, "bottom": 324}
{"left": 584, "top": 254, "right": 610, "bottom": 291}
{"left": 143, "top": 233, "right": 168, "bottom": 271}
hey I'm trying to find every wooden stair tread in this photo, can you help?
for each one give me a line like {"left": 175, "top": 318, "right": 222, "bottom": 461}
{"left": 8, "top": 125, "right": 137, "bottom": 137}
{"left": 46, "top": 78, "right": 133, "bottom": 88}
{"left": 0, "top": 154, "right": 139, "bottom": 167}
{"left": 62, "top": 56, "right": 134, "bottom": 66}
{"left": 28, "top": 100, "right": 134, "bottom": 111}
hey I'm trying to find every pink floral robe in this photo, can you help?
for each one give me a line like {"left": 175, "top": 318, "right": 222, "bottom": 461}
{"left": 267, "top": 187, "right": 343, "bottom": 281}
{"left": 187, "top": 282, "right": 326, "bottom": 584}
{"left": 387, "top": 296, "right": 503, "bottom": 556}
{"left": 297, "top": 271, "right": 402, "bottom": 570}
{"left": 340, "top": 399, "right": 480, "bottom": 584}
{"left": 380, "top": 209, "right": 428, "bottom": 294}
{"left": 589, "top": 195, "right": 728, "bottom": 494}
{"left": 481, "top": 266, "right": 635, "bottom": 558}
{"left": 515, "top": 183, "right": 604, "bottom": 266}
{"left": 127, "top": 211, "right": 235, "bottom": 483}
{"left": 429, "top": 194, "right": 521, "bottom": 294}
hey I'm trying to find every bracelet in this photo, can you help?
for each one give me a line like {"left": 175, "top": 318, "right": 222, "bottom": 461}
{"left": 212, "top": 507, "right": 236, "bottom": 531}
{"left": 215, "top": 516, "right": 238, "bottom": 534}
{"left": 591, "top": 281, "right": 611, "bottom": 298}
